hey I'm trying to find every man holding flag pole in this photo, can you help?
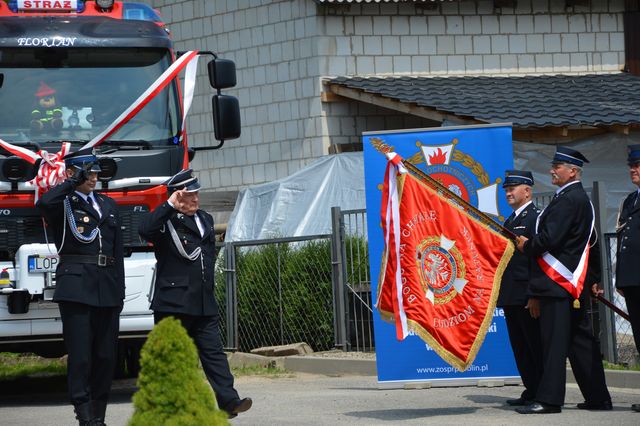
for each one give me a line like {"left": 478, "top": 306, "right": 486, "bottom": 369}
{"left": 497, "top": 170, "right": 542, "bottom": 407}
{"left": 515, "top": 146, "right": 611, "bottom": 414}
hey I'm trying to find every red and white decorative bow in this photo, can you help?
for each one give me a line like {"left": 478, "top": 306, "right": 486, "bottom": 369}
{"left": 0, "top": 139, "right": 71, "bottom": 201}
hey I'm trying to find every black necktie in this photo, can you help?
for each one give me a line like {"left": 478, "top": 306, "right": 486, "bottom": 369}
{"left": 88, "top": 195, "right": 101, "bottom": 218}
{"left": 505, "top": 212, "right": 515, "bottom": 227}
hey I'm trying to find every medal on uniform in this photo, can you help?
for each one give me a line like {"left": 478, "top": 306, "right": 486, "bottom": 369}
{"left": 83, "top": 216, "right": 90, "bottom": 223}
{"left": 77, "top": 226, "right": 84, "bottom": 233}
{"left": 573, "top": 299, "right": 580, "bottom": 309}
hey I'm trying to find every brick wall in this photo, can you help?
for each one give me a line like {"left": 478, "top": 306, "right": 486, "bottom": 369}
{"left": 319, "top": 0, "right": 625, "bottom": 76}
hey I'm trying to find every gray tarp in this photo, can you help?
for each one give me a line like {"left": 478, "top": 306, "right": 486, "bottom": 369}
{"left": 226, "top": 152, "right": 365, "bottom": 242}
{"left": 226, "top": 132, "right": 640, "bottom": 242}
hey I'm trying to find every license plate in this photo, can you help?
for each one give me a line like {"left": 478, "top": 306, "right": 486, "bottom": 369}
{"left": 28, "top": 255, "right": 59, "bottom": 273}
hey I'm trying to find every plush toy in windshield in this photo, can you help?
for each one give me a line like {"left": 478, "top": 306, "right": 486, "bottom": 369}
{"left": 31, "top": 81, "right": 63, "bottom": 132}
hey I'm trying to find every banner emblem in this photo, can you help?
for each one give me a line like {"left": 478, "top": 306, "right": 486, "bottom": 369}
{"left": 416, "top": 235, "right": 467, "bottom": 305}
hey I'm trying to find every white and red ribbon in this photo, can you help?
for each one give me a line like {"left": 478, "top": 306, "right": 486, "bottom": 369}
{"left": 81, "top": 50, "right": 200, "bottom": 150}
{"left": 0, "top": 139, "right": 71, "bottom": 201}
{"left": 377, "top": 152, "right": 409, "bottom": 340}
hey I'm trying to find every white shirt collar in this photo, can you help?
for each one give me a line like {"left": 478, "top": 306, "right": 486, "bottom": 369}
{"left": 555, "top": 180, "right": 580, "bottom": 194}
{"left": 75, "top": 191, "right": 93, "bottom": 202}
{"left": 514, "top": 200, "right": 533, "bottom": 218}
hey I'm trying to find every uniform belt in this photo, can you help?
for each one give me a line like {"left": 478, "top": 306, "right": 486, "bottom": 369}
{"left": 59, "top": 254, "right": 115, "bottom": 267}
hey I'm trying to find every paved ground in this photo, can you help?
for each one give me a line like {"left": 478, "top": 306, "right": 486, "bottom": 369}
{"left": 1, "top": 373, "right": 639, "bottom": 425}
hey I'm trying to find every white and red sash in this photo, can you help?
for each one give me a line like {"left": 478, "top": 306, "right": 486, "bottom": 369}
{"left": 535, "top": 201, "right": 595, "bottom": 299}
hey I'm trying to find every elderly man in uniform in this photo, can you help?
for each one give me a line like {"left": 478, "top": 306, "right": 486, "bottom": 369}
{"left": 497, "top": 170, "right": 543, "bottom": 407}
{"left": 37, "top": 149, "right": 124, "bottom": 426}
{"left": 515, "top": 146, "right": 611, "bottom": 414}
{"left": 138, "top": 169, "right": 252, "bottom": 419}
{"left": 615, "top": 144, "right": 640, "bottom": 413}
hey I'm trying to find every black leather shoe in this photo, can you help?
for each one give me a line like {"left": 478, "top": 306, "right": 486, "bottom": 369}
{"left": 631, "top": 403, "right": 640, "bottom": 412}
{"left": 577, "top": 400, "right": 612, "bottom": 411}
{"left": 224, "top": 397, "right": 253, "bottom": 419}
{"left": 507, "top": 397, "right": 533, "bottom": 406}
{"left": 516, "top": 402, "right": 561, "bottom": 414}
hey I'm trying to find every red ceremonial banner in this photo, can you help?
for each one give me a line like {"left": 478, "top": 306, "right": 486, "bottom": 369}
{"left": 377, "top": 155, "right": 514, "bottom": 371}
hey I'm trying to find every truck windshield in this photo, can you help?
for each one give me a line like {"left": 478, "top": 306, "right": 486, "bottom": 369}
{"left": 0, "top": 48, "right": 180, "bottom": 146}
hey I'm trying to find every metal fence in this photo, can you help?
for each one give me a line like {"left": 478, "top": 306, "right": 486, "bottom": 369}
{"left": 216, "top": 235, "right": 334, "bottom": 352}
{"left": 215, "top": 207, "right": 373, "bottom": 354}
{"left": 603, "top": 233, "right": 639, "bottom": 366}
{"left": 331, "top": 207, "right": 374, "bottom": 352}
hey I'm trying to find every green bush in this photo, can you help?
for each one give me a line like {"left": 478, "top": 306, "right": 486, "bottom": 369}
{"left": 129, "top": 317, "right": 229, "bottom": 426}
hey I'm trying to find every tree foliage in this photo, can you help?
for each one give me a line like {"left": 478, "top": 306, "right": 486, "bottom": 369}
{"left": 129, "top": 317, "right": 229, "bottom": 426}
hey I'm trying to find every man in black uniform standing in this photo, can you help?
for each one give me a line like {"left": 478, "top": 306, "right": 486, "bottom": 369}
{"left": 37, "top": 149, "right": 124, "bottom": 426}
{"left": 138, "top": 169, "right": 252, "bottom": 419}
{"left": 615, "top": 144, "right": 640, "bottom": 413}
{"left": 515, "top": 146, "right": 611, "bottom": 414}
{"left": 497, "top": 170, "right": 542, "bottom": 407}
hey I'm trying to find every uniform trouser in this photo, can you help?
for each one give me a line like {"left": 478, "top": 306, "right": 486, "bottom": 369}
{"left": 535, "top": 297, "right": 610, "bottom": 407}
{"left": 154, "top": 312, "right": 239, "bottom": 410}
{"left": 622, "top": 287, "right": 640, "bottom": 352}
{"left": 503, "top": 305, "right": 543, "bottom": 400}
{"left": 58, "top": 302, "right": 121, "bottom": 406}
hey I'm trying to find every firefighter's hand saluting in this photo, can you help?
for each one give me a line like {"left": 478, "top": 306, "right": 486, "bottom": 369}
{"left": 66, "top": 163, "right": 91, "bottom": 187}
{"left": 168, "top": 189, "right": 198, "bottom": 216}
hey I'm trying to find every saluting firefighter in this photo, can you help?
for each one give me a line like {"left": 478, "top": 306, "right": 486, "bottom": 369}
{"left": 615, "top": 144, "right": 640, "bottom": 413}
{"left": 37, "top": 148, "right": 124, "bottom": 426}
{"left": 497, "top": 170, "right": 543, "bottom": 408}
{"left": 515, "top": 146, "right": 611, "bottom": 414}
{"left": 138, "top": 169, "right": 252, "bottom": 419}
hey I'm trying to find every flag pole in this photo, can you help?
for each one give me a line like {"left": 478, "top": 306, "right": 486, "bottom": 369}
{"left": 401, "top": 160, "right": 518, "bottom": 242}
{"left": 594, "top": 294, "right": 631, "bottom": 322}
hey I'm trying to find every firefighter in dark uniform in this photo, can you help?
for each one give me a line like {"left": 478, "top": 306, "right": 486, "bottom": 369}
{"left": 497, "top": 170, "right": 543, "bottom": 407}
{"left": 615, "top": 144, "right": 640, "bottom": 413}
{"left": 37, "top": 148, "right": 124, "bottom": 426}
{"left": 138, "top": 169, "right": 252, "bottom": 419}
{"left": 515, "top": 146, "right": 611, "bottom": 414}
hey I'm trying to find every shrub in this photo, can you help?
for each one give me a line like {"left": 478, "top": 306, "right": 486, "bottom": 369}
{"left": 128, "top": 317, "right": 229, "bottom": 426}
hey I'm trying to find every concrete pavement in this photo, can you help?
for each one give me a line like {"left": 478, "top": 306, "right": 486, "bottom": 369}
{"left": 1, "top": 353, "right": 639, "bottom": 425}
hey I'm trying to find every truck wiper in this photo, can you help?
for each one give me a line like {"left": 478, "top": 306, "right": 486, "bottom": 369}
{"left": 45, "top": 140, "right": 89, "bottom": 145}
{"left": 100, "top": 140, "right": 153, "bottom": 150}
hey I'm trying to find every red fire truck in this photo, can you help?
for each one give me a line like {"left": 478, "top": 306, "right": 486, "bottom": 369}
{"left": 0, "top": 0, "right": 239, "bottom": 376}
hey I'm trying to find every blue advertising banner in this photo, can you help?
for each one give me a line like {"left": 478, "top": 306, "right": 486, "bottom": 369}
{"left": 363, "top": 124, "right": 519, "bottom": 386}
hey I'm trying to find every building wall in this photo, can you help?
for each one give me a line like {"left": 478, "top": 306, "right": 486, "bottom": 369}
{"left": 149, "top": 0, "right": 626, "bottom": 196}
{"left": 319, "top": 0, "right": 625, "bottom": 76}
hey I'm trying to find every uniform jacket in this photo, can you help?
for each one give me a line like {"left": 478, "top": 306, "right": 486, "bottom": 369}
{"left": 616, "top": 190, "right": 640, "bottom": 289}
{"left": 36, "top": 181, "right": 125, "bottom": 307}
{"left": 523, "top": 181, "right": 596, "bottom": 298}
{"left": 138, "top": 201, "right": 218, "bottom": 316}
{"left": 497, "top": 202, "right": 540, "bottom": 307}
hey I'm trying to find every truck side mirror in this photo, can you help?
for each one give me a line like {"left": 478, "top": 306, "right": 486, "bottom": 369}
{"left": 212, "top": 95, "right": 241, "bottom": 141}
{"left": 208, "top": 59, "right": 236, "bottom": 89}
